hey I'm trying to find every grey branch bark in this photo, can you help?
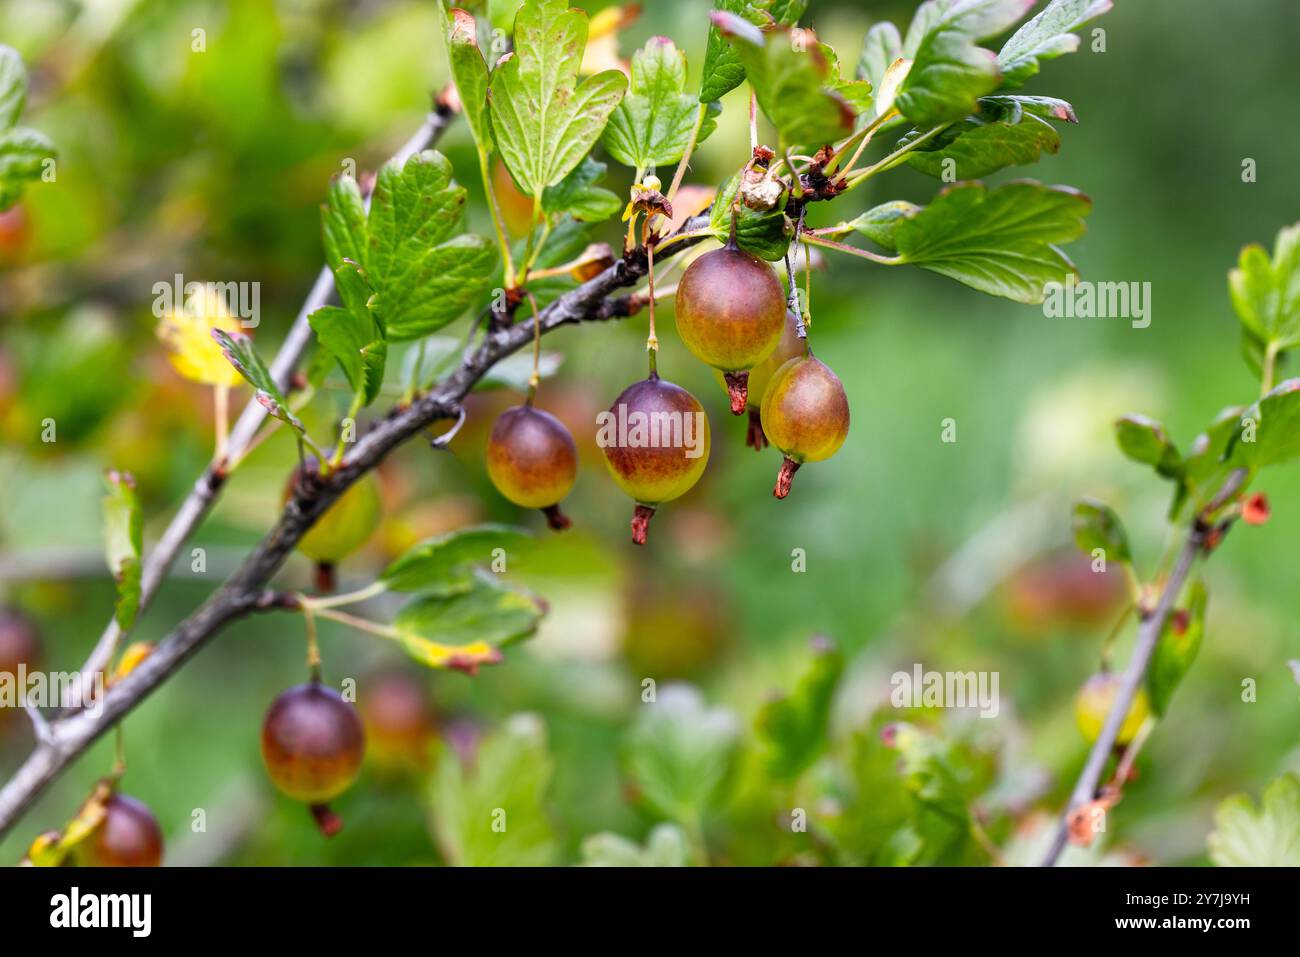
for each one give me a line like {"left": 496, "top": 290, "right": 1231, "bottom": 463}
{"left": 1039, "top": 468, "right": 1248, "bottom": 866}
{"left": 0, "top": 211, "right": 710, "bottom": 840}
{"left": 66, "top": 105, "right": 454, "bottom": 707}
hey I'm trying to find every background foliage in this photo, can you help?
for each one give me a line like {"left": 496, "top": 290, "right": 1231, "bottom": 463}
{"left": 2, "top": 0, "right": 1299, "bottom": 865}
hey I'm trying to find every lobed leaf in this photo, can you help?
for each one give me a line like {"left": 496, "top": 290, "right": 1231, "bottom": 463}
{"left": 897, "top": 0, "right": 1035, "bottom": 127}
{"left": 711, "top": 13, "right": 858, "bottom": 149}
{"left": 1228, "top": 223, "right": 1300, "bottom": 365}
{"left": 542, "top": 156, "right": 622, "bottom": 223}
{"left": 903, "top": 110, "right": 1063, "bottom": 179}
{"left": 442, "top": 5, "right": 494, "bottom": 150}
{"left": 432, "top": 713, "right": 557, "bottom": 865}
{"left": 1114, "top": 413, "right": 1181, "bottom": 479}
{"left": 623, "top": 684, "right": 742, "bottom": 827}
{"left": 604, "top": 37, "right": 716, "bottom": 172}
{"left": 1071, "top": 498, "right": 1130, "bottom": 565}
{"left": 580, "top": 824, "right": 691, "bottom": 867}
{"left": 755, "top": 637, "right": 843, "bottom": 781}
{"left": 851, "top": 180, "right": 1090, "bottom": 303}
{"left": 488, "top": 0, "right": 627, "bottom": 199}
{"left": 699, "top": 0, "right": 807, "bottom": 104}
{"left": 366, "top": 151, "right": 495, "bottom": 341}
{"left": 380, "top": 524, "right": 533, "bottom": 594}
{"left": 997, "top": 0, "right": 1113, "bottom": 88}
{"left": 392, "top": 578, "right": 543, "bottom": 673}
{"left": 1208, "top": 773, "right": 1300, "bottom": 867}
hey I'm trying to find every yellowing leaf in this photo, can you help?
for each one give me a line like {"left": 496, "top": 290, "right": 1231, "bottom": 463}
{"left": 156, "top": 286, "right": 245, "bottom": 387}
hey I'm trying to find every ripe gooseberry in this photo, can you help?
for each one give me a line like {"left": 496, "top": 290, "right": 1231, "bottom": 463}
{"left": 485, "top": 404, "right": 578, "bottom": 530}
{"left": 715, "top": 309, "right": 804, "bottom": 451}
{"left": 360, "top": 671, "right": 437, "bottom": 772}
{"left": 760, "top": 353, "right": 850, "bottom": 498}
{"left": 285, "top": 463, "right": 382, "bottom": 592}
{"left": 675, "top": 243, "right": 785, "bottom": 415}
{"left": 78, "top": 793, "right": 164, "bottom": 867}
{"left": 261, "top": 681, "right": 365, "bottom": 836}
{"left": 600, "top": 373, "right": 710, "bottom": 545}
{"left": 1074, "top": 673, "right": 1151, "bottom": 746}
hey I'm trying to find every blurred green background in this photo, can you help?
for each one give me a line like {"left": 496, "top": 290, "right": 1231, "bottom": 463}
{"left": 2, "top": 0, "right": 1299, "bottom": 866}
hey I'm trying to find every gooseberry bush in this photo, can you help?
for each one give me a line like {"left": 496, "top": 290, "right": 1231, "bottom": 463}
{"left": 2, "top": 0, "right": 1299, "bottom": 867}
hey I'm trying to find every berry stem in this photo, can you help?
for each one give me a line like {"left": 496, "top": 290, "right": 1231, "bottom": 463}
{"left": 541, "top": 504, "right": 572, "bottom": 531}
{"left": 645, "top": 226, "right": 659, "bottom": 376}
{"left": 723, "top": 371, "right": 749, "bottom": 416}
{"left": 746, "top": 408, "right": 768, "bottom": 451}
{"left": 774, "top": 456, "right": 800, "bottom": 499}
{"left": 309, "top": 803, "right": 343, "bottom": 837}
{"left": 524, "top": 290, "right": 543, "bottom": 405}
{"left": 666, "top": 102, "right": 707, "bottom": 204}
{"left": 631, "top": 504, "right": 656, "bottom": 546}
{"left": 303, "top": 606, "right": 321, "bottom": 680}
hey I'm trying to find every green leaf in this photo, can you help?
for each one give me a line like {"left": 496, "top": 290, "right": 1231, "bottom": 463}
{"left": 887, "top": 722, "right": 980, "bottom": 864}
{"left": 308, "top": 262, "right": 387, "bottom": 406}
{"left": 858, "top": 21, "right": 904, "bottom": 96}
{"left": 0, "top": 127, "right": 56, "bottom": 211}
{"left": 604, "top": 37, "right": 715, "bottom": 172}
{"left": 580, "top": 824, "right": 691, "bottom": 867}
{"left": 997, "top": 0, "right": 1113, "bottom": 88}
{"left": 210, "top": 329, "right": 313, "bottom": 441}
{"left": 0, "top": 45, "right": 26, "bottom": 131}
{"left": 488, "top": 0, "right": 627, "bottom": 199}
{"left": 1146, "top": 578, "right": 1205, "bottom": 717}
{"left": 366, "top": 150, "right": 495, "bottom": 341}
{"left": 1228, "top": 223, "right": 1300, "bottom": 361}
{"left": 320, "top": 175, "right": 367, "bottom": 271}
{"left": 755, "top": 637, "right": 843, "bottom": 781}
{"left": 1180, "top": 405, "right": 1249, "bottom": 514}
{"left": 102, "top": 471, "right": 142, "bottom": 633}
{"left": 432, "top": 713, "right": 557, "bottom": 866}
{"left": 897, "top": 0, "right": 1035, "bottom": 127}
{"left": 392, "top": 578, "right": 543, "bottom": 673}
{"left": 708, "top": 171, "right": 791, "bottom": 261}
{"left": 1208, "top": 773, "right": 1300, "bottom": 867}
{"left": 541, "top": 156, "right": 622, "bottom": 223}
{"left": 1115, "top": 413, "right": 1181, "bottom": 479}
{"left": 1231, "top": 378, "right": 1300, "bottom": 470}
{"left": 1071, "top": 498, "right": 1130, "bottom": 565}
{"left": 623, "top": 684, "right": 742, "bottom": 827}
{"left": 711, "top": 14, "right": 858, "bottom": 149}
{"left": 980, "top": 93, "right": 1078, "bottom": 123}
{"left": 380, "top": 524, "right": 533, "bottom": 594}
{"left": 699, "top": 0, "right": 807, "bottom": 104}
{"left": 903, "top": 111, "right": 1062, "bottom": 179}
{"left": 851, "top": 180, "right": 1090, "bottom": 303}
{"left": 442, "top": 5, "right": 493, "bottom": 150}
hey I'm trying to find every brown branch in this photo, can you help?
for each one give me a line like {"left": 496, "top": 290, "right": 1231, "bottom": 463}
{"left": 64, "top": 103, "right": 455, "bottom": 709}
{"left": 0, "top": 212, "right": 711, "bottom": 840}
{"left": 1039, "top": 468, "right": 1249, "bottom": 866}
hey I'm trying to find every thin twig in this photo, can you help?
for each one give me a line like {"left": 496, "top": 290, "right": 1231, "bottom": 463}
{"left": 0, "top": 212, "right": 713, "bottom": 839}
{"left": 63, "top": 103, "right": 455, "bottom": 709}
{"left": 1039, "top": 468, "right": 1249, "bottom": 866}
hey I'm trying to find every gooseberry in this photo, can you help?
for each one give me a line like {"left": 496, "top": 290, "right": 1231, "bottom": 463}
{"left": 485, "top": 404, "right": 578, "bottom": 530}
{"left": 715, "top": 309, "right": 804, "bottom": 450}
{"left": 1074, "top": 673, "right": 1151, "bottom": 746}
{"left": 78, "top": 793, "right": 164, "bottom": 867}
{"left": 286, "top": 463, "right": 383, "bottom": 592}
{"left": 675, "top": 243, "right": 785, "bottom": 415}
{"left": 600, "top": 374, "right": 710, "bottom": 545}
{"left": 760, "top": 354, "right": 850, "bottom": 499}
{"left": 261, "top": 681, "right": 365, "bottom": 835}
